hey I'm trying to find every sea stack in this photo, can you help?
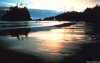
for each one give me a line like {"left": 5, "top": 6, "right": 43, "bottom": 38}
{"left": 0, "top": 3, "right": 32, "bottom": 21}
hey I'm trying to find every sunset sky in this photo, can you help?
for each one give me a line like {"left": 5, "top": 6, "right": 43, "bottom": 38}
{"left": 0, "top": 0, "right": 100, "bottom": 12}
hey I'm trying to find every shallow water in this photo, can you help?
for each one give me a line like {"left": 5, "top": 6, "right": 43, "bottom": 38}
{"left": 0, "top": 21, "right": 100, "bottom": 63}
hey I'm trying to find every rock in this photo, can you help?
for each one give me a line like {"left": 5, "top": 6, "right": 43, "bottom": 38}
{"left": 0, "top": 4, "right": 32, "bottom": 21}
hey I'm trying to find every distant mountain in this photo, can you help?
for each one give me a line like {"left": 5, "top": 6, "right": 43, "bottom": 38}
{"left": 28, "top": 9, "right": 62, "bottom": 19}
{"left": 0, "top": 6, "right": 9, "bottom": 10}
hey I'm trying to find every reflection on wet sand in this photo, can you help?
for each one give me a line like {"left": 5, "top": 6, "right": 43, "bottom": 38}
{"left": 0, "top": 28, "right": 30, "bottom": 39}
{"left": 0, "top": 21, "right": 98, "bottom": 63}
{"left": 0, "top": 21, "right": 31, "bottom": 40}
{"left": 27, "top": 26, "right": 89, "bottom": 55}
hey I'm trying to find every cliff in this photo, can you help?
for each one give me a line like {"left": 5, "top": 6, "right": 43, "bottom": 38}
{"left": 0, "top": 5, "right": 32, "bottom": 21}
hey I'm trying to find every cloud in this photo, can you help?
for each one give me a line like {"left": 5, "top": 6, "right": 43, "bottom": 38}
{"left": 0, "top": 0, "right": 99, "bottom": 11}
{"left": 28, "top": 0, "right": 98, "bottom": 11}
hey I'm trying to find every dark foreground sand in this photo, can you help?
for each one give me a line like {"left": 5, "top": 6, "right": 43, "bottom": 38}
{"left": 0, "top": 38, "right": 100, "bottom": 63}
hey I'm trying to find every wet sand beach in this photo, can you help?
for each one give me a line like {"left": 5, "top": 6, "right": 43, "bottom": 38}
{"left": 0, "top": 21, "right": 100, "bottom": 63}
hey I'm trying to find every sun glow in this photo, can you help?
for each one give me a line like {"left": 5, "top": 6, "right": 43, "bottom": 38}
{"left": 0, "top": 0, "right": 98, "bottom": 12}
{"left": 28, "top": 0, "right": 96, "bottom": 12}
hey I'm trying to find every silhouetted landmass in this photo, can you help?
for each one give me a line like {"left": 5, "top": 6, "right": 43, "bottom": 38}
{"left": 43, "top": 5, "right": 100, "bottom": 23}
{"left": 33, "top": 18, "right": 43, "bottom": 21}
{"left": 43, "top": 16, "right": 55, "bottom": 21}
{"left": 0, "top": 4, "right": 32, "bottom": 21}
{"left": 55, "top": 11, "right": 82, "bottom": 21}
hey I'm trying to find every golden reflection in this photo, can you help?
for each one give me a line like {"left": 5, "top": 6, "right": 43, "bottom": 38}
{"left": 28, "top": 28, "right": 87, "bottom": 52}
{"left": 40, "top": 42, "right": 63, "bottom": 53}
{"left": 29, "top": 28, "right": 86, "bottom": 42}
{"left": 29, "top": 32, "right": 64, "bottom": 42}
